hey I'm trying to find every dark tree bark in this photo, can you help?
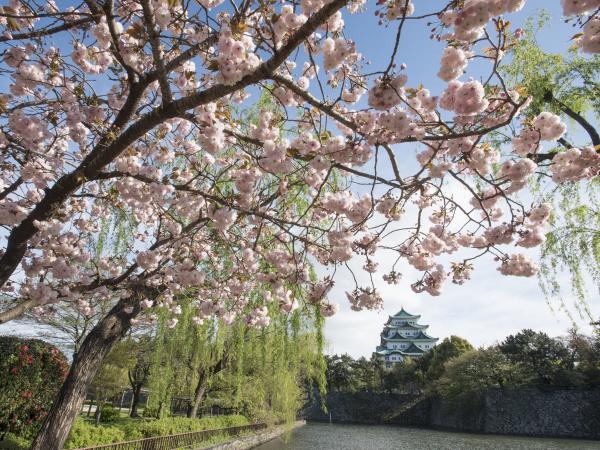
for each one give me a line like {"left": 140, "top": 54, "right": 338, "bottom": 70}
{"left": 94, "top": 402, "right": 102, "bottom": 426}
{"left": 544, "top": 90, "right": 600, "bottom": 147}
{"left": 187, "top": 371, "right": 208, "bottom": 419}
{"left": 129, "top": 382, "right": 143, "bottom": 418}
{"left": 128, "top": 338, "right": 152, "bottom": 418}
{"left": 186, "top": 352, "right": 228, "bottom": 419}
{"left": 30, "top": 295, "right": 142, "bottom": 450}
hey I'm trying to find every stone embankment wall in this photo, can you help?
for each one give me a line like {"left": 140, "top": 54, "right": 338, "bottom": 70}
{"left": 203, "top": 421, "right": 305, "bottom": 450}
{"left": 301, "top": 389, "right": 600, "bottom": 440}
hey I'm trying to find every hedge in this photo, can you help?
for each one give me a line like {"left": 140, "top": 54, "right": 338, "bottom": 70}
{"left": 0, "top": 336, "right": 69, "bottom": 438}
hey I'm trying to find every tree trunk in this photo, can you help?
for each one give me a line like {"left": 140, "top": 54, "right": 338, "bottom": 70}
{"left": 30, "top": 295, "right": 142, "bottom": 450}
{"left": 187, "top": 373, "right": 208, "bottom": 418}
{"left": 130, "top": 383, "right": 143, "bottom": 418}
{"left": 94, "top": 402, "right": 102, "bottom": 426}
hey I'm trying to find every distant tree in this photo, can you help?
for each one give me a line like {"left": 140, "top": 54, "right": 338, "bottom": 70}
{"left": 126, "top": 336, "right": 154, "bottom": 418}
{"left": 499, "top": 329, "right": 571, "bottom": 384}
{"left": 325, "top": 354, "right": 355, "bottom": 392}
{"left": 90, "top": 342, "right": 135, "bottom": 424}
{"left": 351, "top": 357, "right": 379, "bottom": 392}
{"left": 425, "top": 336, "right": 474, "bottom": 380}
{"left": 0, "top": 337, "right": 68, "bottom": 438}
{"left": 436, "top": 347, "right": 527, "bottom": 399}
{"left": 381, "top": 358, "right": 423, "bottom": 394}
{"left": 565, "top": 328, "right": 600, "bottom": 386}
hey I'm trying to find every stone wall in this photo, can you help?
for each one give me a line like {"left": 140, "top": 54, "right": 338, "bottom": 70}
{"left": 482, "top": 388, "right": 600, "bottom": 439}
{"left": 302, "top": 391, "right": 432, "bottom": 427}
{"left": 302, "top": 388, "right": 600, "bottom": 440}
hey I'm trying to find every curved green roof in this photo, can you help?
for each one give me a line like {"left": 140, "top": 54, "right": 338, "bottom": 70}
{"left": 403, "top": 343, "right": 425, "bottom": 354}
{"left": 386, "top": 307, "right": 420, "bottom": 323}
{"left": 384, "top": 322, "right": 428, "bottom": 329}
{"left": 414, "top": 331, "right": 438, "bottom": 340}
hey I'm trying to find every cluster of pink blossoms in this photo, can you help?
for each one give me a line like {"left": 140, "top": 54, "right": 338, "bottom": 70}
{"left": 512, "top": 112, "right": 566, "bottom": 156}
{"left": 551, "top": 147, "right": 600, "bottom": 182}
{"left": 438, "top": 46, "right": 469, "bottom": 81}
{"left": 440, "top": 80, "right": 489, "bottom": 116}
{"left": 440, "top": 0, "right": 526, "bottom": 42}
{"left": 217, "top": 26, "right": 261, "bottom": 85}
{"left": 561, "top": 0, "right": 600, "bottom": 53}
{"left": 346, "top": 288, "right": 383, "bottom": 311}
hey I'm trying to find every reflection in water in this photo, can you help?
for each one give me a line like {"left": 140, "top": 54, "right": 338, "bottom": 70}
{"left": 254, "top": 422, "right": 600, "bottom": 450}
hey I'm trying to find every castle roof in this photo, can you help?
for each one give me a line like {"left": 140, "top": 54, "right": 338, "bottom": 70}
{"left": 381, "top": 332, "right": 412, "bottom": 341}
{"left": 375, "top": 346, "right": 405, "bottom": 355}
{"left": 384, "top": 322, "right": 428, "bottom": 329}
{"left": 414, "top": 331, "right": 438, "bottom": 341}
{"left": 402, "top": 343, "right": 425, "bottom": 355}
{"left": 382, "top": 330, "right": 438, "bottom": 342}
{"left": 375, "top": 343, "right": 426, "bottom": 357}
{"left": 386, "top": 307, "right": 420, "bottom": 323}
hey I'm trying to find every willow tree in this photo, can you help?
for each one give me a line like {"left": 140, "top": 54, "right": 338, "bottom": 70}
{"left": 501, "top": 13, "right": 600, "bottom": 317}
{"left": 145, "top": 299, "right": 325, "bottom": 422}
{"left": 0, "top": 1, "right": 599, "bottom": 448}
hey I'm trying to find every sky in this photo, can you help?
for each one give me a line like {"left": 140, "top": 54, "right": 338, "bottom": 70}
{"left": 320, "top": 1, "right": 600, "bottom": 358}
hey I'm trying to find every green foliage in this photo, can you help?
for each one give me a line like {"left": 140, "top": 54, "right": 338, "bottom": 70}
{"left": 0, "top": 336, "right": 69, "bottom": 438}
{"left": 62, "top": 415, "right": 250, "bottom": 448}
{"left": 64, "top": 419, "right": 126, "bottom": 449}
{"left": 433, "top": 329, "right": 600, "bottom": 399}
{"left": 436, "top": 348, "right": 528, "bottom": 399}
{"left": 91, "top": 341, "right": 136, "bottom": 403}
{"left": 323, "top": 328, "right": 600, "bottom": 400}
{"left": 499, "top": 329, "right": 573, "bottom": 384}
{"left": 424, "top": 336, "right": 474, "bottom": 381}
{"left": 118, "top": 415, "right": 249, "bottom": 439}
{"left": 0, "top": 433, "right": 30, "bottom": 450}
{"left": 503, "top": 12, "right": 600, "bottom": 119}
{"left": 145, "top": 301, "right": 325, "bottom": 424}
{"left": 325, "top": 354, "right": 355, "bottom": 391}
{"left": 98, "top": 405, "right": 121, "bottom": 423}
{"left": 325, "top": 354, "right": 382, "bottom": 393}
{"left": 566, "top": 328, "right": 600, "bottom": 385}
{"left": 539, "top": 182, "right": 600, "bottom": 317}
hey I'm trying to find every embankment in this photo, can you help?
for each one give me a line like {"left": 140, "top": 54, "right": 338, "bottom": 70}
{"left": 203, "top": 420, "right": 305, "bottom": 450}
{"left": 301, "top": 388, "right": 600, "bottom": 440}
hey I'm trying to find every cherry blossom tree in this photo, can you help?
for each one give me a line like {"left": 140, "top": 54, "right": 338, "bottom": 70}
{"left": 0, "top": 0, "right": 598, "bottom": 447}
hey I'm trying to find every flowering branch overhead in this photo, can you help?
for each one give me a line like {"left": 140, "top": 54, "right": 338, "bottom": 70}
{"left": 0, "top": 0, "right": 598, "bottom": 328}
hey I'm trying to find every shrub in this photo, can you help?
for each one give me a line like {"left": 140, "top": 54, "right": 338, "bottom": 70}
{"left": 0, "top": 336, "right": 69, "bottom": 438}
{"left": 62, "top": 414, "right": 251, "bottom": 448}
{"left": 99, "top": 405, "right": 121, "bottom": 423}
{"left": 0, "top": 433, "right": 31, "bottom": 450}
{"left": 64, "top": 419, "right": 126, "bottom": 449}
{"left": 141, "top": 405, "right": 160, "bottom": 418}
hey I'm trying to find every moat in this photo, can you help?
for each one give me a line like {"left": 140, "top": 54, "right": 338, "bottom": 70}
{"left": 254, "top": 423, "right": 600, "bottom": 450}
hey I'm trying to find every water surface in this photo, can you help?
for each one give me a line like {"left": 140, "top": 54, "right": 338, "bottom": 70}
{"left": 254, "top": 422, "right": 600, "bottom": 450}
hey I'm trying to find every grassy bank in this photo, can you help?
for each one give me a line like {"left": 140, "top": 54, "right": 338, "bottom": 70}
{"left": 0, "top": 415, "right": 250, "bottom": 450}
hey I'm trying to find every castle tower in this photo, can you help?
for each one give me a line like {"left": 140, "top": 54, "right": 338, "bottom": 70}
{"left": 374, "top": 308, "right": 438, "bottom": 369}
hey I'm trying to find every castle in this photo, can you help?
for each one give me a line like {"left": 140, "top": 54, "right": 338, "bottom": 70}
{"left": 374, "top": 308, "right": 438, "bottom": 368}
